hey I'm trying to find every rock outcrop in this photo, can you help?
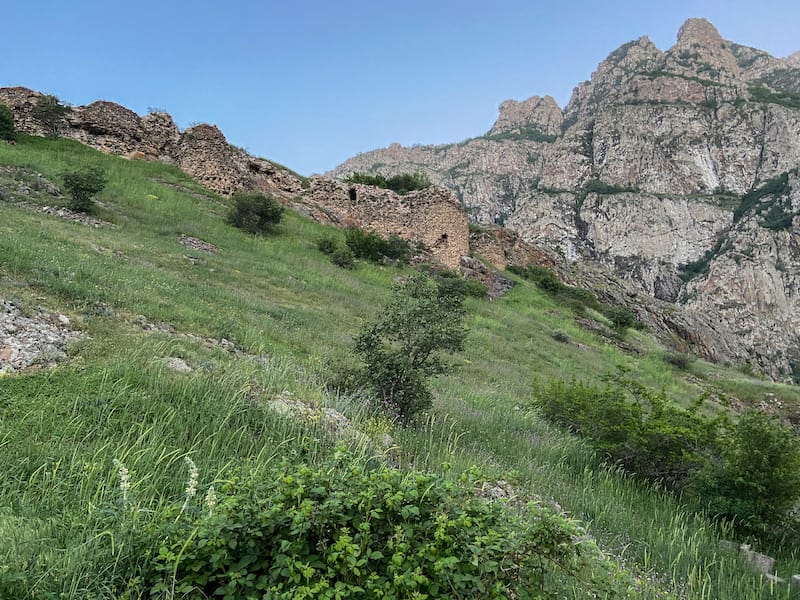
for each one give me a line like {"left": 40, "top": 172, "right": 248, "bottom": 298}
{"left": 330, "top": 19, "right": 800, "bottom": 379}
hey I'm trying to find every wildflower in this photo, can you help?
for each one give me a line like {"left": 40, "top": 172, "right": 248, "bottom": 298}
{"left": 204, "top": 485, "right": 218, "bottom": 515}
{"left": 182, "top": 456, "right": 199, "bottom": 511}
{"left": 112, "top": 459, "right": 131, "bottom": 504}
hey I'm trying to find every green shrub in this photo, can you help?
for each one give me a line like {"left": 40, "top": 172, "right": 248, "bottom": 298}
{"left": 316, "top": 235, "right": 339, "bottom": 255}
{"left": 62, "top": 166, "right": 107, "bottom": 212}
{"left": 663, "top": 351, "right": 694, "bottom": 370}
{"left": 601, "top": 305, "right": 638, "bottom": 331}
{"left": 383, "top": 234, "right": 411, "bottom": 263}
{"left": 32, "top": 94, "right": 71, "bottom": 137}
{"left": 535, "top": 374, "right": 722, "bottom": 490}
{"left": 693, "top": 410, "right": 800, "bottom": 540}
{"left": 344, "top": 172, "right": 431, "bottom": 195}
{"left": 345, "top": 227, "right": 388, "bottom": 262}
{"left": 344, "top": 227, "right": 411, "bottom": 264}
{"left": 330, "top": 246, "right": 355, "bottom": 269}
{"left": 0, "top": 103, "right": 15, "bottom": 141}
{"left": 108, "top": 450, "right": 616, "bottom": 598}
{"left": 508, "top": 265, "right": 564, "bottom": 293}
{"left": 354, "top": 274, "right": 467, "bottom": 421}
{"left": 434, "top": 270, "right": 487, "bottom": 299}
{"left": 227, "top": 192, "right": 283, "bottom": 234}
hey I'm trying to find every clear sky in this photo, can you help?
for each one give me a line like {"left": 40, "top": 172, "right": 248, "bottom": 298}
{"left": 3, "top": 1, "right": 798, "bottom": 175}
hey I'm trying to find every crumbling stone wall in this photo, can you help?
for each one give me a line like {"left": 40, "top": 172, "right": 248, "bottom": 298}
{"left": 0, "top": 86, "right": 464, "bottom": 268}
{"left": 304, "top": 178, "right": 468, "bottom": 268}
{"left": 0, "top": 87, "right": 303, "bottom": 199}
{"left": 175, "top": 125, "right": 244, "bottom": 196}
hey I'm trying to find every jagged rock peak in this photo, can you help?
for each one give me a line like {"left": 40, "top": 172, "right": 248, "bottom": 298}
{"left": 667, "top": 18, "right": 739, "bottom": 82}
{"left": 676, "top": 18, "right": 723, "bottom": 47}
{"left": 488, "top": 95, "right": 563, "bottom": 137}
{"left": 786, "top": 51, "right": 800, "bottom": 68}
{"left": 606, "top": 35, "right": 663, "bottom": 66}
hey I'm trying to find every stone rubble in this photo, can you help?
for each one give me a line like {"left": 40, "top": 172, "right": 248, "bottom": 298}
{"left": 0, "top": 300, "right": 85, "bottom": 374}
{"left": 179, "top": 235, "right": 219, "bottom": 254}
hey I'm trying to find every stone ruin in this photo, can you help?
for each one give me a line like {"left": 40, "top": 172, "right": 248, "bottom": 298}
{"left": 301, "top": 178, "right": 468, "bottom": 269}
{"left": 0, "top": 86, "right": 471, "bottom": 269}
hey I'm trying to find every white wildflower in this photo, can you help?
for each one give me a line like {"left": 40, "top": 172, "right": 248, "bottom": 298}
{"left": 112, "top": 459, "right": 131, "bottom": 504}
{"left": 204, "top": 485, "right": 218, "bottom": 515}
{"left": 182, "top": 456, "right": 199, "bottom": 510}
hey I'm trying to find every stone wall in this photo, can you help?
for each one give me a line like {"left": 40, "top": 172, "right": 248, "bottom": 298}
{"left": 303, "top": 178, "right": 468, "bottom": 269}
{"left": 175, "top": 124, "right": 244, "bottom": 196}
{"left": 0, "top": 86, "right": 303, "bottom": 200}
{"left": 0, "top": 86, "right": 466, "bottom": 270}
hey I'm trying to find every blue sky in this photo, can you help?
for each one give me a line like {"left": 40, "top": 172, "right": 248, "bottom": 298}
{"left": 4, "top": 1, "right": 799, "bottom": 175}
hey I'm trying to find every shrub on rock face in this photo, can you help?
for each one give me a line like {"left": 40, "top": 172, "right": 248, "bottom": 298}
{"left": 227, "top": 192, "right": 283, "bottom": 234}
{"left": 0, "top": 103, "right": 15, "bottom": 141}
{"left": 62, "top": 167, "right": 107, "bottom": 212}
{"left": 32, "top": 94, "right": 71, "bottom": 138}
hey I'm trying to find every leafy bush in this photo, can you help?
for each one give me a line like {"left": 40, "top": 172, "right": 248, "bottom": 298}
{"left": 345, "top": 227, "right": 411, "bottom": 264}
{"left": 344, "top": 172, "right": 431, "bottom": 195}
{"left": 62, "top": 167, "right": 107, "bottom": 212}
{"left": 535, "top": 374, "right": 722, "bottom": 490}
{"left": 316, "top": 235, "right": 339, "bottom": 255}
{"left": 508, "top": 264, "right": 563, "bottom": 293}
{"left": 107, "top": 450, "right": 617, "bottom": 598}
{"left": 0, "top": 103, "right": 15, "bottom": 141}
{"left": 663, "top": 351, "right": 694, "bottom": 370}
{"left": 384, "top": 234, "right": 411, "bottom": 263}
{"left": 345, "top": 227, "right": 387, "bottom": 261}
{"left": 354, "top": 274, "right": 467, "bottom": 421}
{"left": 600, "top": 305, "right": 638, "bottom": 331}
{"left": 536, "top": 375, "right": 800, "bottom": 541}
{"left": 433, "top": 269, "right": 487, "bottom": 299}
{"left": 32, "top": 94, "right": 71, "bottom": 137}
{"left": 227, "top": 192, "right": 283, "bottom": 234}
{"left": 693, "top": 410, "right": 800, "bottom": 540}
{"left": 330, "top": 246, "right": 355, "bottom": 269}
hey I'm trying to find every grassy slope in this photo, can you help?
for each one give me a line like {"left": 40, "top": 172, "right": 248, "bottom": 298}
{"left": 1, "top": 135, "right": 799, "bottom": 598}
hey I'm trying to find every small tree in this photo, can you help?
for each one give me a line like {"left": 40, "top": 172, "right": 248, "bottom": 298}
{"left": 354, "top": 274, "right": 468, "bottom": 421}
{"left": 227, "top": 192, "right": 283, "bottom": 234}
{"left": 32, "top": 94, "right": 71, "bottom": 137}
{"left": 0, "top": 103, "right": 15, "bottom": 141}
{"left": 63, "top": 167, "right": 107, "bottom": 212}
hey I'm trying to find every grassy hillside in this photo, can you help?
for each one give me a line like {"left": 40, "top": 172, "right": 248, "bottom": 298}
{"left": 1, "top": 135, "right": 799, "bottom": 598}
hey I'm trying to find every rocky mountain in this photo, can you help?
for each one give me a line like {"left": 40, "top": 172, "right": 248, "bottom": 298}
{"left": 331, "top": 18, "right": 800, "bottom": 381}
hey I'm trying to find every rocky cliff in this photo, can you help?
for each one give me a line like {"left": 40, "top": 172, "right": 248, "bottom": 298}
{"left": 331, "top": 19, "right": 800, "bottom": 380}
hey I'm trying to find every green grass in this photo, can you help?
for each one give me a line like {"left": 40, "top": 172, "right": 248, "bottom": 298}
{"left": 2, "top": 135, "right": 799, "bottom": 597}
